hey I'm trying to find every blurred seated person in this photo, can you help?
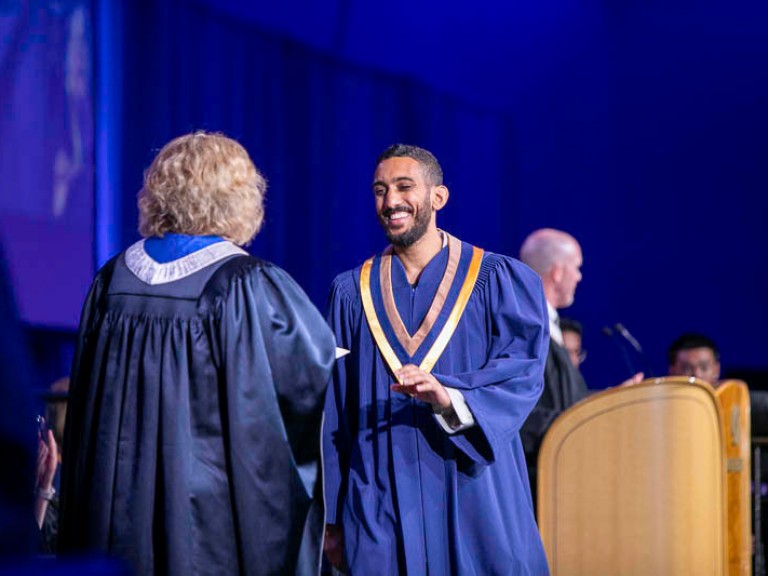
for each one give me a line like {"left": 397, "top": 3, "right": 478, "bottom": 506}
{"left": 560, "top": 317, "right": 586, "bottom": 370}
{"left": 32, "top": 377, "right": 68, "bottom": 554}
{"left": 668, "top": 332, "right": 721, "bottom": 387}
{"left": 669, "top": 333, "right": 768, "bottom": 439}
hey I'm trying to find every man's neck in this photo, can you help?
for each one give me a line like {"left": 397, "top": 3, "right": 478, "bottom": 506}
{"left": 546, "top": 300, "right": 564, "bottom": 346}
{"left": 542, "top": 284, "right": 559, "bottom": 309}
{"left": 392, "top": 228, "right": 444, "bottom": 285}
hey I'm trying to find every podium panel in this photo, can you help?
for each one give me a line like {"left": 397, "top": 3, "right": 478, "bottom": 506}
{"left": 716, "top": 380, "right": 752, "bottom": 576}
{"left": 538, "top": 378, "right": 727, "bottom": 576}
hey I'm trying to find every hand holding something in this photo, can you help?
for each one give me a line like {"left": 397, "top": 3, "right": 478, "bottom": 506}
{"left": 391, "top": 364, "right": 452, "bottom": 412}
{"left": 617, "top": 372, "right": 644, "bottom": 387}
{"left": 36, "top": 429, "right": 58, "bottom": 492}
{"left": 34, "top": 429, "right": 59, "bottom": 528}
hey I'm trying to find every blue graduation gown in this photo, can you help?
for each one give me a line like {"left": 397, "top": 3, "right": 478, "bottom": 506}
{"left": 59, "top": 239, "right": 336, "bottom": 575}
{"left": 323, "top": 239, "right": 550, "bottom": 575}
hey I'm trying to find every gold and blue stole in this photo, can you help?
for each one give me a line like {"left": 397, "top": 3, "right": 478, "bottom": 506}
{"left": 360, "top": 234, "right": 484, "bottom": 379}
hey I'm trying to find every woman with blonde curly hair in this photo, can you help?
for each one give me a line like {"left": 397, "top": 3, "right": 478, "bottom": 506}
{"left": 138, "top": 131, "right": 266, "bottom": 246}
{"left": 59, "top": 132, "right": 336, "bottom": 576}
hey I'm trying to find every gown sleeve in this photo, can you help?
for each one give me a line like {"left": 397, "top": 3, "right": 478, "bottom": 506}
{"left": 519, "top": 342, "right": 589, "bottom": 460}
{"left": 220, "top": 262, "right": 336, "bottom": 471}
{"left": 216, "top": 261, "right": 336, "bottom": 570}
{"left": 321, "top": 273, "right": 356, "bottom": 525}
{"left": 257, "top": 264, "right": 336, "bottom": 464}
{"left": 432, "top": 256, "right": 550, "bottom": 465}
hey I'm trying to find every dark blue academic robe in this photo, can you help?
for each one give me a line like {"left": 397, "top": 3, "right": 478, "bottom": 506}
{"left": 324, "top": 238, "right": 550, "bottom": 575}
{"left": 59, "top": 238, "right": 336, "bottom": 576}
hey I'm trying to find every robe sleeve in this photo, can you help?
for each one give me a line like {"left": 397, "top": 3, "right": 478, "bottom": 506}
{"left": 519, "top": 343, "right": 588, "bottom": 460}
{"left": 222, "top": 263, "right": 336, "bottom": 466}
{"left": 432, "top": 256, "right": 549, "bottom": 466}
{"left": 217, "top": 262, "right": 335, "bottom": 568}
{"left": 322, "top": 273, "right": 356, "bottom": 525}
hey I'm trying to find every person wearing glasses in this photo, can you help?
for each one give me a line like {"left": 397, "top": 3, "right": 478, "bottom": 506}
{"left": 560, "top": 317, "right": 587, "bottom": 370}
{"left": 667, "top": 333, "right": 721, "bottom": 386}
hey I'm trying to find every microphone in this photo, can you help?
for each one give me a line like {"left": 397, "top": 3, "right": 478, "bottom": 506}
{"left": 612, "top": 322, "right": 653, "bottom": 377}
{"left": 602, "top": 325, "right": 637, "bottom": 377}
{"left": 613, "top": 323, "right": 642, "bottom": 353}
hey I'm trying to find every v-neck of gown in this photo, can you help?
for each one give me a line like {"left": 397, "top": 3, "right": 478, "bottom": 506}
{"left": 383, "top": 235, "right": 462, "bottom": 357}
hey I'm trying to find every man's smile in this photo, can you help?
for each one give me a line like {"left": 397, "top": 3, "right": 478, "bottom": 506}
{"left": 382, "top": 207, "right": 413, "bottom": 225}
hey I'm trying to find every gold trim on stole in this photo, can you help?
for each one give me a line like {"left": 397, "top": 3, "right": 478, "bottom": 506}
{"left": 360, "top": 244, "right": 484, "bottom": 380}
{"left": 380, "top": 236, "right": 462, "bottom": 357}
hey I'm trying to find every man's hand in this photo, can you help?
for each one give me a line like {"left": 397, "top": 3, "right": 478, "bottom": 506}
{"left": 617, "top": 372, "right": 644, "bottom": 387}
{"left": 324, "top": 524, "right": 345, "bottom": 571}
{"left": 391, "top": 364, "right": 452, "bottom": 411}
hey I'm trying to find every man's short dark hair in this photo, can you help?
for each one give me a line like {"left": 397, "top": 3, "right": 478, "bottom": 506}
{"left": 668, "top": 333, "right": 720, "bottom": 365}
{"left": 559, "top": 317, "right": 583, "bottom": 337}
{"left": 376, "top": 144, "right": 443, "bottom": 186}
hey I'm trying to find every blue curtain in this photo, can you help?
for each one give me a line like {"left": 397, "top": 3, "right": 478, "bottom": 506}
{"left": 113, "top": 0, "right": 516, "bottom": 308}
{"left": 104, "top": 0, "right": 768, "bottom": 384}
{"left": 0, "top": 0, "right": 94, "bottom": 328}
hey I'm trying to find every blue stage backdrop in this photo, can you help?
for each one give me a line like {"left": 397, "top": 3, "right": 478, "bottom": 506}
{"left": 106, "top": 0, "right": 768, "bottom": 388}
{"left": 3, "top": 0, "right": 767, "bottom": 389}
{"left": 0, "top": 0, "right": 94, "bottom": 329}
{"left": 112, "top": 1, "right": 517, "bottom": 316}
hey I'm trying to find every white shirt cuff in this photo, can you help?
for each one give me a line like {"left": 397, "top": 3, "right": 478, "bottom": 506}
{"left": 434, "top": 387, "right": 476, "bottom": 434}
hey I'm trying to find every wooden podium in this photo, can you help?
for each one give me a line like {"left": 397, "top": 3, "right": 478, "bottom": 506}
{"left": 537, "top": 377, "right": 749, "bottom": 575}
{"left": 716, "top": 380, "right": 752, "bottom": 576}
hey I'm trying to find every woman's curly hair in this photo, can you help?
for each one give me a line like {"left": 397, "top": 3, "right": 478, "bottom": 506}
{"left": 138, "top": 131, "right": 266, "bottom": 245}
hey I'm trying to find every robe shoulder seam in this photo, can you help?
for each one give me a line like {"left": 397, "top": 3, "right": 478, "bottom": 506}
{"left": 473, "top": 252, "right": 540, "bottom": 294}
{"left": 197, "top": 255, "right": 272, "bottom": 312}
{"left": 330, "top": 269, "right": 361, "bottom": 305}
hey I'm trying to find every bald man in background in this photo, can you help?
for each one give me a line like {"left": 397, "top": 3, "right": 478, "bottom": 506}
{"left": 519, "top": 228, "right": 642, "bottom": 506}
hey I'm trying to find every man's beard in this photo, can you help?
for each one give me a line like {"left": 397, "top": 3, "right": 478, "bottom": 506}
{"left": 379, "top": 199, "right": 432, "bottom": 248}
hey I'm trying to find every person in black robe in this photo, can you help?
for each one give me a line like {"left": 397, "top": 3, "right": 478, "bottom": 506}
{"left": 560, "top": 316, "right": 587, "bottom": 371}
{"left": 59, "top": 132, "right": 336, "bottom": 575}
{"left": 518, "top": 228, "right": 642, "bottom": 507}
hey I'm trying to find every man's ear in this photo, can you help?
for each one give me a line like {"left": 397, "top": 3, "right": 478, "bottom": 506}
{"left": 432, "top": 185, "right": 449, "bottom": 211}
{"left": 550, "top": 263, "right": 564, "bottom": 284}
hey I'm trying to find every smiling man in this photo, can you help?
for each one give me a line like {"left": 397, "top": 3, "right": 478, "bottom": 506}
{"left": 322, "top": 144, "right": 550, "bottom": 574}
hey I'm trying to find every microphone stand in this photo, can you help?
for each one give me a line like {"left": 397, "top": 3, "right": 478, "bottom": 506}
{"left": 613, "top": 323, "right": 653, "bottom": 377}
{"left": 602, "top": 326, "right": 637, "bottom": 378}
